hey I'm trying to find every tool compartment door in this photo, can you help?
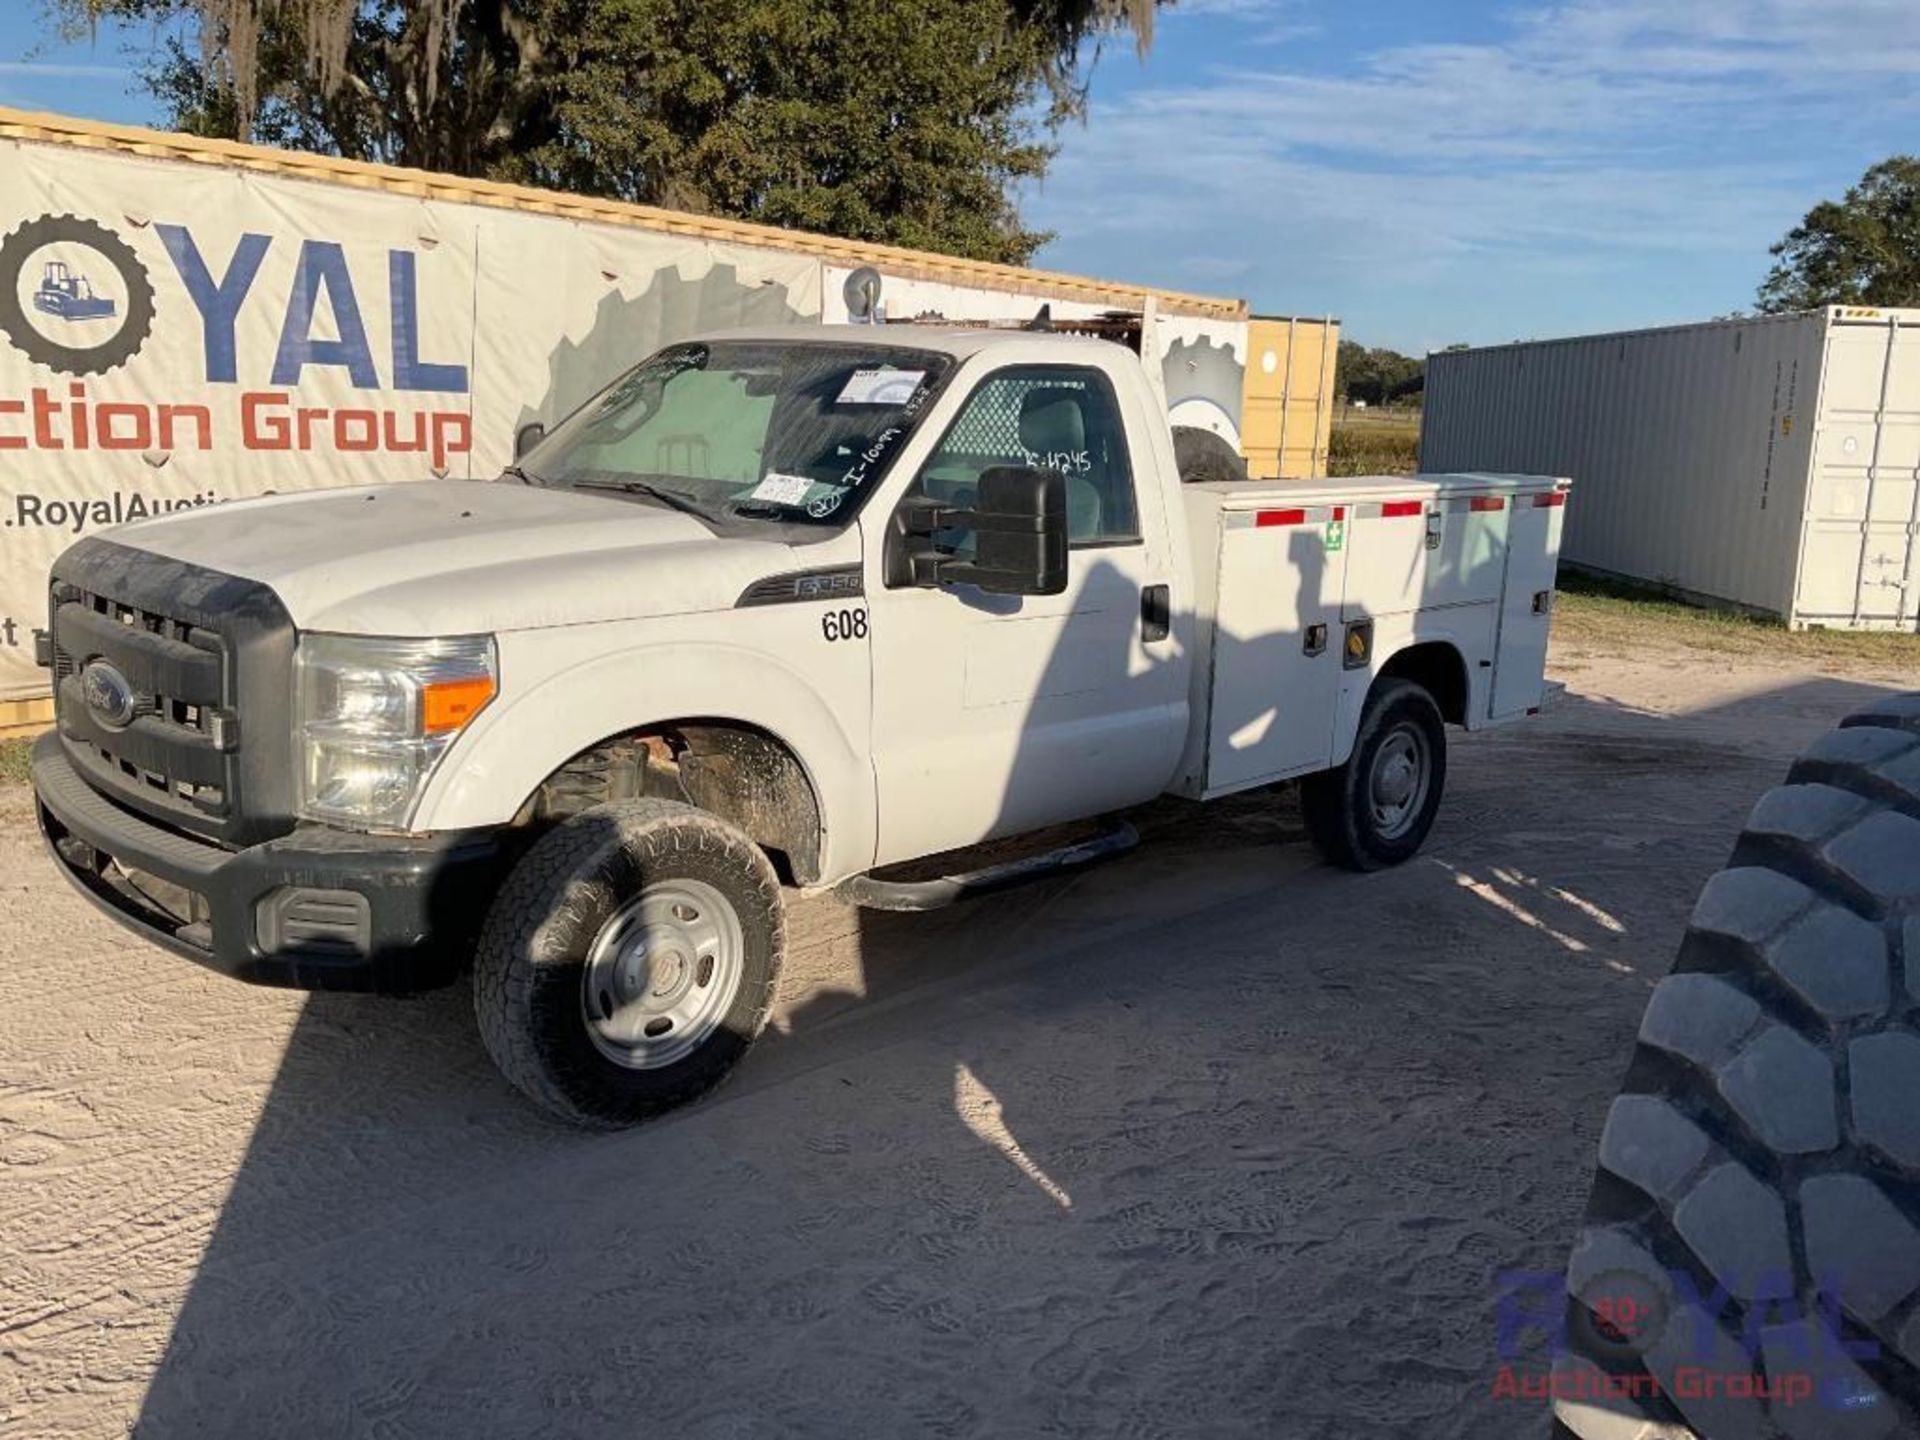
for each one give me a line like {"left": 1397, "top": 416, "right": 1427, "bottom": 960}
{"left": 1204, "top": 506, "right": 1349, "bottom": 789}
{"left": 1492, "top": 490, "right": 1565, "bottom": 718}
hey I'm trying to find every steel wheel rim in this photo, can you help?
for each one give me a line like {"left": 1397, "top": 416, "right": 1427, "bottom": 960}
{"left": 581, "top": 877, "right": 745, "bottom": 1070}
{"left": 1368, "top": 722, "right": 1431, "bottom": 841}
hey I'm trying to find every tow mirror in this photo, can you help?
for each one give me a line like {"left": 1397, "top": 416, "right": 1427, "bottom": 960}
{"left": 890, "top": 465, "right": 1069, "bottom": 596}
{"left": 513, "top": 421, "right": 546, "bottom": 460}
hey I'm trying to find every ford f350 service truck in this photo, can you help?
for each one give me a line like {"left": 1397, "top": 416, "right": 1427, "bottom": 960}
{"left": 30, "top": 327, "right": 1566, "bottom": 1125}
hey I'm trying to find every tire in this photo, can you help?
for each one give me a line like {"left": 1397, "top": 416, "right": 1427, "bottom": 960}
{"left": 1173, "top": 424, "right": 1249, "bottom": 484}
{"left": 1554, "top": 692, "right": 1920, "bottom": 1440}
{"left": 1300, "top": 678, "right": 1447, "bottom": 871}
{"left": 473, "top": 798, "right": 785, "bottom": 1127}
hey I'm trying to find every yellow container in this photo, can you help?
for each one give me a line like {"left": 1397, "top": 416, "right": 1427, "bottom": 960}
{"left": 1240, "top": 316, "right": 1340, "bottom": 479}
{"left": 1, "top": 696, "right": 53, "bottom": 740}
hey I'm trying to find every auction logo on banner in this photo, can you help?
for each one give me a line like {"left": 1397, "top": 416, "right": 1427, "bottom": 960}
{"left": 0, "top": 213, "right": 154, "bottom": 376}
{"left": 0, "top": 212, "right": 473, "bottom": 473}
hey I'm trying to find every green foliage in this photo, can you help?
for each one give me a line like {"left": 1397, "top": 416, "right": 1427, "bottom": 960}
{"left": 1333, "top": 339, "right": 1424, "bottom": 408}
{"left": 522, "top": 0, "right": 1060, "bottom": 263}
{"left": 52, "top": 0, "right": 1158, "bottom": 265}
{"left": 1553, "top": 570, "right": 1920, "bottom": 669}
{"left": 1759, "top": 157, "right": 1920, "bottom": 313}
{"left": 1328, "top": 413, "right": 1420, "bottom": 477}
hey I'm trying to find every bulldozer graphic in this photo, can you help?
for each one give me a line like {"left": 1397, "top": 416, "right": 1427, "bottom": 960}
{"left": 0, "top": 214, "right": 154, "bottom": 374}
{"left": 33, "top": 259, "right": 117, "bottom": 321}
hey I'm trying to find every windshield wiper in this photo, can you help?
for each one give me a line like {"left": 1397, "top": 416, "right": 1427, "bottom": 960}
{"left": 501, "top": 463, "right": 540, "bottom": 485}
{"left": 571, "top": 477, "right": 716, "bottom": 522}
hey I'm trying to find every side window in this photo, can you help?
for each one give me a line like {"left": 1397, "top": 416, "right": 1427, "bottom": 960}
{"left": 917, "top": 366, "right": 1139, "bottom": 546}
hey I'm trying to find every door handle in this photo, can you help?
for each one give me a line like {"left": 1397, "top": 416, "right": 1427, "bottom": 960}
{"left": 1141, "top": 584, "right": 1171, "bottom": 642}
{"left": 1304, "top": 623, "right": 1328, "bottom": 657}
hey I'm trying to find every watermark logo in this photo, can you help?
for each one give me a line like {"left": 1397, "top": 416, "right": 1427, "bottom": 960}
{"left": 1491, "top": 1266, "right": 1884, "bottom": 1418}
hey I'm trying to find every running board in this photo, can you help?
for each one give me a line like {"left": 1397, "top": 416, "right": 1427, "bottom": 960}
{"left": 836, "top": 821, "right": 1140, "bottom": 912}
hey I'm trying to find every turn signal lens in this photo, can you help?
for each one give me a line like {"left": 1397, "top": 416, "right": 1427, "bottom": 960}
{"left": 422, "top": 675, "right": 497, "bottom": 733}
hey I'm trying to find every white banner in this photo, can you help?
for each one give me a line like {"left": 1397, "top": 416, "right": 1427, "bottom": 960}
{"left": 0, "top": 139, "right": 820, "bottom": 700}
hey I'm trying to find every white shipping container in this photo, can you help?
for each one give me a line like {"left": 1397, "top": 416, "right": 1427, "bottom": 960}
{"left": 1420, "top": 307, "right": 1920, "bottom": 631}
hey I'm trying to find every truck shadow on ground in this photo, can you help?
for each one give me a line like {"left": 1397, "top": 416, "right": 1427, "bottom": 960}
{"left": 125, "top": 669, "right": 1902, "bottom": 1438}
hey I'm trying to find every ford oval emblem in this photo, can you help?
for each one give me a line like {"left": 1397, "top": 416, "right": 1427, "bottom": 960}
{"left": 81, "top": 659, "right": 137, "bottom": 730}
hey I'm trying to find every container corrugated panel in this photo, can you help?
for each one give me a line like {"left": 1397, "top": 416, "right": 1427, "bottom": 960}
{"left": 1422, "top": 308, "right": 1920, "bottom": 629}
{"left": 1240, "top": 316, "right": 1339, "bottom": 479}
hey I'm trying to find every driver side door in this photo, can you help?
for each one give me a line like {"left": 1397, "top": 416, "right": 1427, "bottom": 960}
{"left": 863, "top": 361, "right": 1186, "bottom": 868}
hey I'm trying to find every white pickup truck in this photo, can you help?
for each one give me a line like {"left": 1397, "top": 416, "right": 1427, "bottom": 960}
{"left": 30, "top": 326, "right": 1566, "bottom": 1124}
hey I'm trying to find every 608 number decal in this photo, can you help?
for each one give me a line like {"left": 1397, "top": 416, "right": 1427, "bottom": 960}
{"left": 822, "top": 607, "right": 868, "bottom": 642}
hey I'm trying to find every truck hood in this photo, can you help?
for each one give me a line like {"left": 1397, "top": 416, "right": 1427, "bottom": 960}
{"left": 110, "top": 480, "right": 799, "bottom": 634}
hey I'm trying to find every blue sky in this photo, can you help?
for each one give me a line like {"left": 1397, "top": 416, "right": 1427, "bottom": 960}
{"left": 6, "top": 1, "right": 1919, "bottom": 353}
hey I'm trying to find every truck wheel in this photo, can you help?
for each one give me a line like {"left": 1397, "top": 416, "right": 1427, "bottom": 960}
{"left": 1555, "top": 692, "right": 1920, "bottom": 1440}
{"left": 1300, "top": 677, "right": 1447, "bottom": 871}
{"left": 474, "top": 799, "right": 784, "bottom": 1127}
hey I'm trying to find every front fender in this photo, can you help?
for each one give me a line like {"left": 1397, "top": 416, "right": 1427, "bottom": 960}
{"left": 412, "top": 624, "right": 876, "bottom": 882}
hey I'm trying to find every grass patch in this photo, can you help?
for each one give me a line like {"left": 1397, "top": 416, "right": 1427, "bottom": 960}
{"left": 0, "top": 738, "right": 29, "bottom": 786}
{"left": 1553, "top": 570, "right": 1920, "bottom": 669}
{"left": 1328, "top": 411, "right": 1421, "bottom": 477}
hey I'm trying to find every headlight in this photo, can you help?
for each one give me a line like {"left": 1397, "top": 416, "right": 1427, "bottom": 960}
{"left": 294, "top": 633, "right": 497, "bottom": 830}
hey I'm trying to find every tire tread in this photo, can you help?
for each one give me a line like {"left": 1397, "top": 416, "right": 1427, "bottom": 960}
{"left": 1558, "top": 695, "right": 1920, "bottom": 1440}
{"left": 473, "top": 799, "right": 784, "bottom": 1127}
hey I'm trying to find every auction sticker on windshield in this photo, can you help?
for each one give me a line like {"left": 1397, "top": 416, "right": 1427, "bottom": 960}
{"left": 748, "top": 472, "right": 813, "bottom": 505}
{"left": 838, "top": 369, "right": 925, "bottom": 405}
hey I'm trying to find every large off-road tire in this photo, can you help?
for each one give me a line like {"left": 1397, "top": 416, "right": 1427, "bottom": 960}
{"left": 474, "top": 799, "right": 785, "bottom": 1127}
{"left": 1173, "top": 424, "right": 1250, "bottom": 485}
{"left": 1555, "top": 692, "right": 1920, "bottom": 1440}
{"left": 1301, "top": 678, "right": 1447, "bottom": 871}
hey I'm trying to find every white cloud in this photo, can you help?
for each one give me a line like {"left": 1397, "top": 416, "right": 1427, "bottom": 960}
{"left": 1031, "top": 0, "right": 1920, "bottom": 344}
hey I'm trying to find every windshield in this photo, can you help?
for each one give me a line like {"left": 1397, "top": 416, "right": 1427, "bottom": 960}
{"left": 515, "top": 339, "right": 954, "bottom": 527}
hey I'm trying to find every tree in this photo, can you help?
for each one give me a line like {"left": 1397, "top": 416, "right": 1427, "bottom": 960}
{"left": 1334, "top": 340, "right": 1424, "bottom": 407}
{"left": 1758, "top": 157, "right": 1920, "bottom": 313}
{"left": 52, "top": 0, "right": 1156, "bottom": 265}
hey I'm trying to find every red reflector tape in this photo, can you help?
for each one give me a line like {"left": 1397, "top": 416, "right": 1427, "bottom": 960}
{"left": 1332, "top": 506, "right": 1346, "bottom": 521}
{"left": 1381, "top": 500, "right": 1423, "bottom": 518}
{"left": 1256, "top": 508, "right": 1308, "bottom": 528}
{"left": 1534, "top": 491, "right": 1567, "bottom": 508}
{"left": 1470, "top": 496, "right": 1506, "bottom": 512}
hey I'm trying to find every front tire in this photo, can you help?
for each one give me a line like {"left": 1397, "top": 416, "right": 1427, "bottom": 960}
{"left": 474, "top": 799, "right": 785, "bottom": 1127}
{"left": 1301, "top": 678, "right": 1448, "bottom": 871}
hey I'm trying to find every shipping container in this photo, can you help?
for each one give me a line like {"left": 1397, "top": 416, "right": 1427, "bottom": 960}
{"left": 1238, "top": 315, "right": 1340, "bottom": 479}
{"left": 1420, "top": 307, "right": 1920, "bottom": 631}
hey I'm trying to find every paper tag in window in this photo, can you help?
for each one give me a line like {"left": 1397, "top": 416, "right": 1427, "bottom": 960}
{"left": 748, "top": 471, "right": 813, "bottom": 505}
{"left": 837, "top": 368, "right": 925, "bottom": 405}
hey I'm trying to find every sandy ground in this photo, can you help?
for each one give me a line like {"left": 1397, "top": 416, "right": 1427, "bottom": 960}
{"left": 2, "top": 636, "right": 1913, "bottom": 1439}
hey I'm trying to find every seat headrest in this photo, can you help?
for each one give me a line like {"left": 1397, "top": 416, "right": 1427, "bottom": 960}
{"left": 1018, "top": 389, "right": 1086, "bottom": 462}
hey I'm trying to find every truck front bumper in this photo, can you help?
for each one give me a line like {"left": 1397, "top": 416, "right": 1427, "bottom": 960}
{"left": 31, "top": 732, "right": 505, "bottom": 992}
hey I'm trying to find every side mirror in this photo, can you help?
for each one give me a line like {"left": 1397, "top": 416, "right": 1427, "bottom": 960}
{"left": 890, "top": 465, "right": 1069, "bottom": 596}
{"left": 513, "top": 421, "right": 546, "bottom": 460}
